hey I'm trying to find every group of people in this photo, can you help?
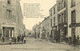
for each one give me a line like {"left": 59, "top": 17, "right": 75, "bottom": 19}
{"left": 17, "top": 34, "right": 26, "bottom": 43}
{"left": 1, "top": 34, "right": 26, "bottom": 44}
{"left": 49, "top": 33, "right": 80, "bottom": 45}
{"left": 68, "top": 35, "right": 79, "bottom": 45}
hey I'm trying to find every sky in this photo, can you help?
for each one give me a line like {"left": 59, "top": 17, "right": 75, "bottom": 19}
{"left": 20, "top": 0, "right": 56, "bottom": 30}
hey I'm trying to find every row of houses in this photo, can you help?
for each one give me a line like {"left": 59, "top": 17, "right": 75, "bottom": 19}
{"left": 33, "top": 0, "right": 80, "bottom": 43}
{"left": 0, "top": 0, "right": 25, "bottom": 42}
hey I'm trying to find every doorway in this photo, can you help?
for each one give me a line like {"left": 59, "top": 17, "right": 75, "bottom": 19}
{"left": 3, "top": 27, "right": 14, "bottom": 41}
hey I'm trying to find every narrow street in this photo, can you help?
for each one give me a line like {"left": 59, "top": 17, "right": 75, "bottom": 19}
{"left": 0, "top": 38, "right": 79, "bottom": 51}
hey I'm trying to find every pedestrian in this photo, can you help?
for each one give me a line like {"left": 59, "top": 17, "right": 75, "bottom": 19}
{"left": 24, "top": 34, "right": 26, "bottom": 43}
{"left": 2, "top": 36, "right": 5, "bottom": 42}
{"left": 65, "top": 37, "right": 68, "bottom": 43}
{"left": 77, "top": 35, "right": 79, "bottom": 44}
{"left": 73, "top": 35, "right": 76, "bottom": 45}
{"left": 9, "top": 37, "right": 12, "bottom": 45}
{"left": 17, "top": 36, "right": 19, "bottom": 42}
{"left": 50, "top": 34, "right": 52, "bottom": 39}
{"left": 68, "top": 37, "right": 72, "bottom": 45}
{"left": 35, "top": 33, "right": 36, "bottom": 39}
{"left": 14, "top": 37, "right": 16, "bottom": 43}
{"left": 22, "top": 34, "right": 24, "bottom": 43}
{"left": 77, "top": 35, "right": 79, "bottom": 40}
{"left": 18, "top": 35, "right": 21, "bottom": 42}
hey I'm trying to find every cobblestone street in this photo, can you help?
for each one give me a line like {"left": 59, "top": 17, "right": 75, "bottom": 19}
{"left": 0, "top": 38, "right": 79, "bottom": 51}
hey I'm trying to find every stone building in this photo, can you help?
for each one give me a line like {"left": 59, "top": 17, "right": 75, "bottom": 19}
{"left": 68, "top": 0, "right": 80, "bottom": 40}
{"left": 32, "top": 16, "right": 50, "bottom": 39}
{"left": 56, "top": 0, "right": 80, "bottom": 42}
{"left": 49, "top": 4, "right": 58, "bottom": 41}
{"left": 40, "top": 16, "right": 50, "bottom": 39}
{"left": 34, "top": 24, "right": 40, "bottom": 38}
{"left": 32, "top": 24, "right": 40, "bottom": 38}
{"left": 0, "top": 0, "right": 23, "bottom": 42}
{"left": 32, "top": 0, "right": 80, "bottom": 43}
{"left": 57, "top": 0, "right": 68, "bottom": 41}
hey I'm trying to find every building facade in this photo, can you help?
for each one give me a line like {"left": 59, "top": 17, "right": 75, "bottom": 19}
{"left": 41, "top": 17, "right": 50, "bottom": 39}
{"left": 32, "top": 16, "right": 51, "bottom": 39}
{"left": 32, "top": 0, "right": 80, "bottom": 43}
{"left": 56, "top": 0, "right": 80, "bottom": 42}
{"left": 35, "top": 24, "right": 40, "bottom": 38}
{"left": 0, "top": 0, "right": 23, "bottom": 42}
{"left": 32, "top": 24, "right": 40, "bottom": 38}
{"left": 68, "top": 0, "right": 80, "bottom": 40}
{"left": 57, "top": 0, "right": 68, "bottom": 41}
{"left": 49, "top": 4, "right": 58, "bottom": 41}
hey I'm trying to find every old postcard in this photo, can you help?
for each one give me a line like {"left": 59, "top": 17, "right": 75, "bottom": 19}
{"left": 0, "top": 0, "right": 80, "bottom": 51}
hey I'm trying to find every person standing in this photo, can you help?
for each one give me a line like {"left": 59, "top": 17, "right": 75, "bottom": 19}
{"left": 73, "top": 35, "right": 76, "bottom": 45}
{"left": 17, "top": 36, "right": 19, "bottom": 42}
{"left": 2, "top": 36, "right": 5, "bottom": 42}
{"left": 14, "top": 37, "right": 16, "bottom": 43}
{"left": 9, "top": 37, "right": 12, "bottom": 45}
{"left": 22, "top": 34, "right": 24, "bottom": 43}
{"left": 77, "top": 35, "right": 79, "bottom": 44}
{"left": 77, "top": 35, "right": 79, "bottom": 40}
{"left": 24, "top": 34, "right": 26, "bottom": 43}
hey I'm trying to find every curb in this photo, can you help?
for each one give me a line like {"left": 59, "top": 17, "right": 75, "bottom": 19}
{"left": 0, "top": 42, "right": 25, "bottom": 45}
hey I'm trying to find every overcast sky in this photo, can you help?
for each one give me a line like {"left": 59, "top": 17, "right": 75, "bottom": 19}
{"left": 20, "top": 0, "right": 56, "bottom": 30}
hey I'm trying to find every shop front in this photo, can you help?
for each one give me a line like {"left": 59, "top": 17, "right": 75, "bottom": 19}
{"left": 58, "top": 23, "right": 67, "bottom": 42}
{"left": 2, "top": 27, "right": 14, "bottom": 42}
{"left": 69, "top": 23, "right": 80, "bottom": 44}
{"left": 1, "top": 24, "right": 15, "bottom": 42}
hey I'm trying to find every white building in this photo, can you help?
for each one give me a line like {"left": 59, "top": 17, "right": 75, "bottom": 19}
{"left": 68, "top": 0, "right": 80, "bottom": 39}
{"left": 49, "top": 4, "right": 58, "bottom": 39}
{"left": 0, "top": 0, "right": 23, "bottom": 42}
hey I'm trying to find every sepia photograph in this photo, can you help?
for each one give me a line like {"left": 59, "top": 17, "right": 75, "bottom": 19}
{"left": 0, "top": 0, "right": 80, "bottom": 51}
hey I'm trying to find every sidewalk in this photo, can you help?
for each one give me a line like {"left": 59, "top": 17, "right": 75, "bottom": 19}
{"left": 0, "top": 42, "right": 24, "bottom": 45}
{"left": 36, "top": 38, "right": 80, "bottom": 47}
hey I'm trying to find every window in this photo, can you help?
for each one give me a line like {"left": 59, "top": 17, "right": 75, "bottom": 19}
{"left": 54, "top": 23, "right": 55, "bottom": 25}
{"left": 62, "top": 0, "right": 65, "bottom": 8}
{"left": 64, "top": 1, "right": 66, "bottom": 7}
{"left": 54, "top": 7, "right": 55, "bottom": 14}
{"left": 54, "top": 17, "right": 55, "bottom": 22}
{"left": 54, "top": 17, "right": 55, "bottom": 25}
{"left": 58, "top": 0, "right": 66, "bottom": 11}
{"left": 6, "top": 10, "right": 12, "bottom": 19}
{"left": 7, "top": 0, "right": 10, "bottom": 4}
{"left": 62, "top": 13, "right": 64, "bottom": 23}
{"left": 58, "top": 15, "right": 61, "bottom": 24}
{"left": 64, "top": 11, "right": 67, "bottom": 23}
{"left": 58, "top": 3, "right": 60, "bottom": 11}
{"left": 71, "top": 10, "right": 76, "bottom": 23}
{"left": 71, "top": 0, "right": 75, "bottom": 7}
{"left": 51, "top": 19, "right": 52, "bottom": 26}
{"left": 50, "top": 10, "right": 52, "bottom": 16}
